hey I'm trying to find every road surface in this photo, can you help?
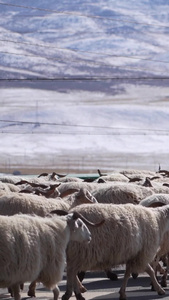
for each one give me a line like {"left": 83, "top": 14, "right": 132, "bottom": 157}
{"left": 0, "top": 269, "right": 168, "bottom": 300}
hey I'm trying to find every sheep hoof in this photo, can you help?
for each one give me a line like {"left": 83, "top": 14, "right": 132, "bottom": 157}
{"left": 62, "top": 293, "right": 72, "bottom": 300}
{"left": 161, "top": 280, "right": 167, "bottom": 288}
{"left": 119, "top": 297, "right": 126, "bottom": 300}
{"left": 161, "top": 277, "right": 167, "bottom": 287}
{"left": 79, "top": 285, "right": 87, "bottom": 293}
{"left": 74, "top": 292, "right": 85, "bottom": 300}
{"left": 106, "top": 271, "right": 118, "bottom": 281}
{"left": 158, "top": 289, "right": 165, "bottom": 295}
{"left": 27, "top": 290, "right": 36, "bottom": 297}
{"left": 8, "top": 288, "right": 13, "bottom": 297}
{"left": 78, "top": 271, "right": 86, "bottom": 282}
{"left": 132, "top": 273, "right": 138, "bottom": 279}
{"left": 119, "top": 292, "right": 126, "bottom": 300}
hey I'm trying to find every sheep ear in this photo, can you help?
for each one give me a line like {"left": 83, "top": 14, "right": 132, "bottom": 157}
{"left": 76, "top": 188, "right": 97, "bottom": 203}
{"left": 64, "top": 213, "right": 79, "bottom": 228}
{"left": 49, "top": 209, "right": 68, "bottom": 216}
{"left": 60, "top": 188, "right": 79, "bottom": 198}
{"left": 84, "top": 189, "right": 98, "bottom": 203}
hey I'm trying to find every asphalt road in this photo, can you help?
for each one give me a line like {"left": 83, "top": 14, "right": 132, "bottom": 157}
{"left": 0, "top": 269, "right": 169, "bottom": 300}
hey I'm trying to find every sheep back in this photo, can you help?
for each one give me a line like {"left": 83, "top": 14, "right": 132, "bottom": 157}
{"left": 0, "top": 191, "right": 69, "bottom": 216}
{"left": 91, "top": 183, "right": 153, "bottom": 204}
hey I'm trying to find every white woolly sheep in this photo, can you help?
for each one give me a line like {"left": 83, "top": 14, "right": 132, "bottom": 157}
{"left": 57, "top": 182, "right": 152, "bottom": 204}
{"left": 57, "top": 182, "right": 99, "bottom": 195}
{"left": 0, "top": 211, "right": 103, "bottom": 300}
{"left": 57, "top": 177, "right": 84, "bottom": 183}
{"left": 0, "top": 188, "right": 98, "bottom": 298}
{"left": 140, "top": 193, "right": 169, "bottom": 207}
{"left": 139, "top": 194, "right": 169, "bottom": 288}
{"left": 0, "top": 175, "right": 26, "bottom": 185}
{"left": 76, "top": 185, "right": 169, "bottom": 285}
{"left": 17, "top": 176, "right": 168, "bottom": 204}
{"left": 0, "top": 181, "right": 21, "bottom": 193}
{"left": 89, "top": 182, "right": 156, "bottom": 204}
{"left": 94, "top": 173, "right": 129, "bottom": 183}
{"left": 0, "top": 188, "right": 97, "bottom": 217}
{"left": 60, "top": 203, "right": 169, "bottom": 300}
{"left": 89, "top": 180, "right": 169, "bottom": 205}
{"left": 120, "top": 169, "right": 158, "bottom": 177}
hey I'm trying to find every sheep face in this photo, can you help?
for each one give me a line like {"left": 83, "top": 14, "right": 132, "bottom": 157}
{"left": 66, "top": 213, "right": 92, "bottom": 244}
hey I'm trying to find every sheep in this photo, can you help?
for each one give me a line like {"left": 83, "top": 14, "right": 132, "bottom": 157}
{"left": 120, "top": 169, "right": 158, "bottom": 177}
{"left": 139, "top": 194, "right": 169, "bottom": 288}
{"left": 145, "top": 176, "right": 169, "bottom": 188}
{"left": 0, "top": 188, "right": 98, "bottom": 217}
{"left": 15, "top": 179, "right": 86, "bottom": 198}
{"left": 37, "top": 171, "right": 59, "bottom": 181}
{"left": 57, "top": 182, "right": 99, "bottom": 195}
{"left": 58, "top": 203, "right": 169, "bottom": 300}
{"left": 75, "top": 183, "right": 169, "bottom": 284}
{"left": 18, "top": 183, "right": 60, "bottom": 197}
{"left": 0, "top": 188, "right": 98, "bottom": 297}
{"left": 71, "top": 182, "right": 155, "bottom": 285}
{"left": 94, "top": 173, "right": 129, "bottom": 183}
{"left": 0, "top": 175, "right": 26, "bottom": 184}
{"left": 17, "top": 174, "right": 169, "bottom": 202}
{"left": 0, "top": 181, "right": 20, "bottom": 193}
{"left": 17, "top": 181, "right": 72, "bottom": 199}
{"left": 37, "top": 172, "right": 83, "bottom": 182}
{"left": 97, "top": 168, "right": 161, "bottom": 183}
{"left": 57, "top": 182, "right": 149, "bottom": 204}
{"left": 89, "top": 181, "right": 160, "bottom": 205}
{"left": 89, "top": 180, "right": 169, "bottom": 206}
{"left": 0, "top": 211, "right": 104, "bottom": 300}
{"left": 57, "top": 177, "right": 84, "bottom": 183}
{"left": 0, "top": 175, "right": 61, "bottom": 195}
{"left": 140, "top": 193, "right": 169, "bottom": 207}
{"left": 15, "top": 175, "right": 166, "bottom": 203}
{"left": 12, "top": 174, "right": 59, "bottom": 187}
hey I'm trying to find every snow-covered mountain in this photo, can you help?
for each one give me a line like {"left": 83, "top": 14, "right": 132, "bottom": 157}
{"left": 0, "top": 1, "right": 169, "bottom": 174}
{"left": 1, "top": 0, "right": 169, "bottom": 79}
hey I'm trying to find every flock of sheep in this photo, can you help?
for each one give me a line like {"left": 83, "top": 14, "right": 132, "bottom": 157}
{"left": 1, "top": 168, "right": 169, "bottom": 300}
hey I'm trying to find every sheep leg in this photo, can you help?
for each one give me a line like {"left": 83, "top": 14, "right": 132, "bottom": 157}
{"left": 105, "top": 269, "right": 118, "bottom": 281}
{"left": 8, "top": 287, "right": 13, "bottom": 297}
{"left": 150, "top": 256, "right": 160, "bottom": 291}
{"left": 61, "top": 267, "right": 73, "bottom": 300}
{"left": 73, "top": 275, "right": 85, "bottom": 300}
{"left": 145, "top": 264, "right": 165, "bottom": 295}
{"left": 76, "top": 275, "right": 87, "bottom": 293}
{"left": 160, "top": 269, "right": 168, "bottom": 287}
{"left": 73, "top": 279, "right": 86, "bottom": 300}
{"left": 74, "top": 292, "right": 85, "bottom": 300}
{"left": 160, "top": 253, "right": 169, "bottom": 287}
{"left": 119, "top": 264, "right": 131, "bottom": 300}
{"left": 27, "top": 280, "right": 37, "bottom": 297}
{"left": 52, "top": 285, "right": 60, "bottom": 300}
{"left": 10, "top": 284, "right": 21, "bottom": 300}
{"left": 62, "top": 268, "right": 85, "bottom": 300}
{"left": 77, "top": 271, "right": 86, "bottom": 282}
